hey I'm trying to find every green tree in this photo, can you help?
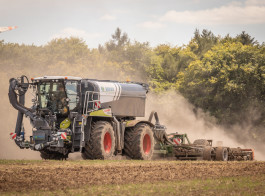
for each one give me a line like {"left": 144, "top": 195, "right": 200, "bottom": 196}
{"left": 177, "top": 42, "right": 265, "bottom": 128}
{"left": 189, "top": 29, "right": 219, "bottom": 58}
{"left": 44, "top": 37, "right": 89, "bottom": 65}
{"left": 147, "top": 44, "right": 197, "bottom": 91}
{"left": 105, "top": 27, "right": 129, "bottom": 52}
{"left": 235, "top": 31, "right": 258, "bottom": 46}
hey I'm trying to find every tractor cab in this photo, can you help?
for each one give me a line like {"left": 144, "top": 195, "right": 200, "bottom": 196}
{"left": 33, "top": 76, "right": 81, "bottom": 117}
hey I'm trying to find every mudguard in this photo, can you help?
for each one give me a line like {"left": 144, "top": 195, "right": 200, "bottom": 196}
{"left": 125, "top": 120, "right": 154, "bottom": 128}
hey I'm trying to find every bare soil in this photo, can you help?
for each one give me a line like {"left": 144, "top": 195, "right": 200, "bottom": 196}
{"left": 0, "top": 160, "right": 264, "bottom": 193}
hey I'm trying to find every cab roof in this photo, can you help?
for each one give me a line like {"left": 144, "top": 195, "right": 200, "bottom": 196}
{"left": 33, "top": 76, "right": 82, "bottom": 81}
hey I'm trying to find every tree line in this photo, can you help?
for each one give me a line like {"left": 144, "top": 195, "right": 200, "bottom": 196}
{"left": 1, "top": 28, "right": 265, "bottom": 143}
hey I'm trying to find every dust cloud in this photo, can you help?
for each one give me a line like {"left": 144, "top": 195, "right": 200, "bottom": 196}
{"left": 145, "top": 91, "right": 265, "bottom": 160}
{"left": 0, "top": 73, "right": 41, "bottom": 159}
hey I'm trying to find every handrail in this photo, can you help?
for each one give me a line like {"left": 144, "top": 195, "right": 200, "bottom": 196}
{"left": 83, "top": 91, "right": 100, "bottom": 114}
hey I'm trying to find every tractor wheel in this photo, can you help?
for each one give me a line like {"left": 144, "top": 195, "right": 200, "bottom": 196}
{"left": 81, "top": 121, "right": 115, "bottom": 160}
{"left": 216, "top": 147, "right": 228, "bottom": 161}
{"left": 124, "top": 123, "right": 154, "bottom": 160}
{"left": 40, "top": 150, "right": 68, "bottom": 160}
{"left": 193, "top": 139, "right": 210, "bottom": 146}
{"left": 203, "top": 146, "right": 213, "bottom": 161}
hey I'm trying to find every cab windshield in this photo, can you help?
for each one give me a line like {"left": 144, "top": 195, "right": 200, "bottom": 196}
{"left": 38, "top": 82, "right": 67, "bottom": 114}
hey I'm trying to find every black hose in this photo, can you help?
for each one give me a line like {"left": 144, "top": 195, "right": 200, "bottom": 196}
{"left": 8, "top": 78, "right": 35, "bottom": 119}
{"left": 8, "top": 78, "right": 49, "bottom": 130}
{"left": 153, "top": 127, "right": 175, "bottom": 146}
{"left": 15, "top": 91, "right": 25, "bottom": 137}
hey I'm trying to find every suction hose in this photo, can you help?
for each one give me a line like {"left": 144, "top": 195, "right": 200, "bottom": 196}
{"left": 8, "top": 77, "right": 49, "bottom": 142}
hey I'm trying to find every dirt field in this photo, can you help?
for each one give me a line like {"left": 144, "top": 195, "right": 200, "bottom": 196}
{"left": 0, "top": 160, "right": 264, "bottom": 195}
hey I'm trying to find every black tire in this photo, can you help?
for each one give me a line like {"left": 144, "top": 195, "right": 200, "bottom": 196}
{"left": 124, "top": 123, "right": 154, "bottom": 160}
{"left": 250, "top": 149, "right": 254, "bottom": 160}
{"left": 203, "top": 146, "right": 213, "bottom": 160}
{"left": 40, "top": 150, "right": 68, "bottom": 160}
{"left": 193, "top": 139, "right": 210, "bottom": 146}
{"left": 81, "top": 121, "right": 115, "bottom": 160}
{"left": 216, "top": 147, "right": 228, "bottom": 161}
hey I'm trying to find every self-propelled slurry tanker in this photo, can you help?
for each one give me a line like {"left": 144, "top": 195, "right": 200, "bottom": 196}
{"left": 8, "top": 75, "right": 254, "bottom": 161}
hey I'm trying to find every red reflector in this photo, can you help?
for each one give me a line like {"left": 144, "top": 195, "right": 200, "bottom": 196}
{"left": 61, "top": 132, "right": 67, "bottom": 140}
{"left": 10, "top": 132, "right": 17, "bottom": 140}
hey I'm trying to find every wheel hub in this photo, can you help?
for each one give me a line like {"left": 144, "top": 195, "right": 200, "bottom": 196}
{"left": 143, "top": 134, "right": 151, "bottom": 154}
{"left": 104, "top": 132, "right": 112, "bottom": 153}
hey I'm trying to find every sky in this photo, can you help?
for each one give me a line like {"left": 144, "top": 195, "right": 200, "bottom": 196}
{"left": 0, "top": 0, "right": 265, "bottom": 48}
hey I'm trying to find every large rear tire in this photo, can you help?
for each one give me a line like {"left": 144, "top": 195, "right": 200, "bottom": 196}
{"left": 82, "top": 121, "right": 115, "bottom": 160}
{"left": 124, "top": 123, "right": 154, "bottom": 160}
{"left": 215, "top": 147, "right": 228, "bottom": 161}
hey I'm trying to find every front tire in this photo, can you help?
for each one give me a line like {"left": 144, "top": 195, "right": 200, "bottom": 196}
{"left": 40, "top": 150, "right": 68, "bottom": 160}
{"left": 82, "top": 121, "right": 115, "bottom": 160}
{"left": 124, "top": 123, "right": 154, "bottom": 160}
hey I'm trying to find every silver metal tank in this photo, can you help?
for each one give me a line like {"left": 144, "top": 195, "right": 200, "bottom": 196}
{"left": 81, "top": 79, "right": 148, "bottom": 117}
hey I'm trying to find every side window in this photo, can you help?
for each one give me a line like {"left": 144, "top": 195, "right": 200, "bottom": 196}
{"left": 39, "top": 83, "right": 50, "bottom": 108}
{"left": 65, "top": 81, "right": 78, "bottom": 110}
